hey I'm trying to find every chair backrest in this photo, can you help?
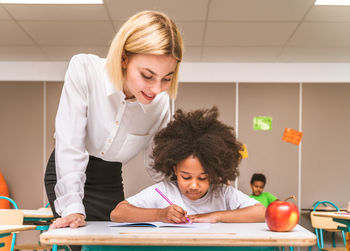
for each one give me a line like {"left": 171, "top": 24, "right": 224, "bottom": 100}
{"left": 0, "top": 196, "right": 23, "bottom": 251}
{"left": 0, "top": 209, "right": 23, "bottom": 225}
{"left": 0, "top": 196, "right": 23, "bottom": 225}
{"left": 311, "top": 200, "right": 346, "bottom": 249}
{"left": 313, "top": 200, "right": 340, "bottom": 211}
{"left": 0, "top": 196, "right": 18, "bottom": 209}
{"left": 311, "top": 200, "right": 346, "bottom": 230}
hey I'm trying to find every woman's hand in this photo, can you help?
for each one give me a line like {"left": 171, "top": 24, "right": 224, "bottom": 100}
{"left": 49, "top": 213, "right": 86, "bottom": 230}
{"left": 160, "top": 204, "right": 189, "bottom": 223}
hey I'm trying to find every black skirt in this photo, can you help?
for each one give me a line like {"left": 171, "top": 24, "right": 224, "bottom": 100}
{"left": 44, "top": 150, "right": 124, "bottom": 221}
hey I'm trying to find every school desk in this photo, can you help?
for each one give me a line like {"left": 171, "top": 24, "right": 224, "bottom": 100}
{"left": 40, "top": 221, "right": 316, "bottom": 250}
{"left": 313, "top": 212, "right": 350, "bottom": 233}
{"left": 0, "top": 225, "right": 36, "bottom": 247}
{"left": 21, "top": 208, "right": 54, "bottom": 222}
{"left": 0, "top": 208, "right": 53, "bottom": 221}
{"left": 0, "top": 208, "right": 54, "bottom": 231}
{"left": 0, "top": 225, "right": 36, "bottom": 235}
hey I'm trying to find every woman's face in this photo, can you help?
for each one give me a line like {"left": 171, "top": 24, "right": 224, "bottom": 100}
{"left": 174, "top": 155, "right": 210, "bottom": 201}
{"left": 122, "top": 53, "right": 177, "bottom": 104}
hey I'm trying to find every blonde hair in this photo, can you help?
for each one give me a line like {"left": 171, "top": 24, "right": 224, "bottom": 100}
{"left": 106, "top": 10, "right": 183, "bottom": 99}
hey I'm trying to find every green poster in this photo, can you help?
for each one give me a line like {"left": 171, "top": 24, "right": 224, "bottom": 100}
{"left": 253, "top": 116, "right": 272, "bottom": 131}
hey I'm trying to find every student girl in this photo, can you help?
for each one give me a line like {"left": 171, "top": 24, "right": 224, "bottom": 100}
{"left": 44, "top": 10, "right": 184, "bottom": 230}
{"left": 111, "top": 107, "right": 265, "bottom": 223}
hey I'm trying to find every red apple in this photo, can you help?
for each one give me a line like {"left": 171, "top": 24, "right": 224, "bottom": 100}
{"left": 265, "top": 200, "right": 300, "bottom": 232}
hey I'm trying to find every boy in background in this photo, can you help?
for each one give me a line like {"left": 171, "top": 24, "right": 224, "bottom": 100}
{"left": 249, "top": 173, "right": 278, "bottom": 207}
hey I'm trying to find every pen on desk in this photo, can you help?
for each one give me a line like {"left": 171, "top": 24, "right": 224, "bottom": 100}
{"left": 155, "top": 187, "right": 191, "bottom": 223}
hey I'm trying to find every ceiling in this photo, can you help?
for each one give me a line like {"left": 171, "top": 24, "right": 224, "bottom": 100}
{"left": 1, "top": 0, "right": 350, "bottom": 62}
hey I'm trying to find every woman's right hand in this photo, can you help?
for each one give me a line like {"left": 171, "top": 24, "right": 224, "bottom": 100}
{"left": 49, "top": 213, "right": 86, "bottom": 230}
{"left": 161, "top": 204, "right": 188, "bottom": 224}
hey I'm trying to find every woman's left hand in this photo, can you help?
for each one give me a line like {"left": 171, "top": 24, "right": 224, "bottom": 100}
{"left": 49, "top": 213, "right": 86, "bottom": 230}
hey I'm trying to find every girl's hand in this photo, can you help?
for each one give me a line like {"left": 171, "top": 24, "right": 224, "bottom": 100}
{"left": 160, "top": 204, "right": 189, "bottom": 223}
{"left": 189, "top": 213, "right": 218, "bottom": 223}
{"left": 49, "top": 213, "right": 86, "bottom": 230}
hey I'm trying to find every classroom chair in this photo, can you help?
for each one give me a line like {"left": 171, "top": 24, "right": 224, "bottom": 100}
{"left": 0, "top": 196, "right": 54, "bottom": 251}
{"left": 0, "top": 196, "right": 24, "bottom": 251}
{"left": 311, "top": 200, "right": 346, "bottom": 251}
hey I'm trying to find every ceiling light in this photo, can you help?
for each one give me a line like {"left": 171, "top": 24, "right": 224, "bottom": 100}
{"left": 314, "top": 0, "right": 350, "bottom": 5}
{"left": 0, "top": 0, "right": 103, "bottom": 4}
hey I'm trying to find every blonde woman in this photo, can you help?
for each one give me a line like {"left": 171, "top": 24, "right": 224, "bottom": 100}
{"left": 44, "top": 10, "right": 183, "bottom": 230}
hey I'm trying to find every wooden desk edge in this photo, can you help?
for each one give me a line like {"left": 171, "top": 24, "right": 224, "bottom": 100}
{"left": 23, "top": 215, "right": 53, "bottom": 218}
{"left": 313, "top": 212, "right": 350, "bottom": 220}
{"left": 0, "top": 225, "right": 37, "bottom": 234}
{"left": 21, "top": 212, "right": 54, "bottom": 219}
{"left": 40, "top": 235, "right": 316, "bottom": 247}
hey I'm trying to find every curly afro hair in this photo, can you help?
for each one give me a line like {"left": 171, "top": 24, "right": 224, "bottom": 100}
{"left": 151, "top": 106, "right": 243, "bottom": 190}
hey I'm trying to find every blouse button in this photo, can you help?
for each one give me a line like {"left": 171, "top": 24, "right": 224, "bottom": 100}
{"left": 122, "top": 101, "right": 126, "bottom": 105}
{"left": 116, "top": 121, "right": 119, "bottom": 126}
{"left": 101, "top": 152, "right": 104, "bottom": 155}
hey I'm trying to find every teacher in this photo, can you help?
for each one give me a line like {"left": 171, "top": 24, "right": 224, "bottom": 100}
{"left": 44, "top": 10, "right": 184, "bottom": 230}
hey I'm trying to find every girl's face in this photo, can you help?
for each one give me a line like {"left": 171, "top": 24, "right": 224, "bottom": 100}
{"left": 122, "top": 53, "right": 177, "bottom": 104}
{"left": 174, "top": 155, "right": 209, "bottom": 201}
{"left": 251, "top": 181, "right": 265, "bottom": 196}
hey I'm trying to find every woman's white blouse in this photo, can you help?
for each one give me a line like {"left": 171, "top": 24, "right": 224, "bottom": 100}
{"left": 54, "top": 54, "right": 170, "bottom": 218}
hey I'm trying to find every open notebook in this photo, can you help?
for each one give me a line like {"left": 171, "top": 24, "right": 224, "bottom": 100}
{"left": 108, "top": 222, "right": 210, "bottom": 229}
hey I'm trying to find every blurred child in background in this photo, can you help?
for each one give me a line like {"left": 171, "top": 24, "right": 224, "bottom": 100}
{"left": 249, "top": 173, "right": 278, "bottom": 208}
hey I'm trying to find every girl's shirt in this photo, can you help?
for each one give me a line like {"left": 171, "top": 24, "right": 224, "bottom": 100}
{"left": 127, "top": 181, "right": 259, "bottom": 215}
{"left": 54, "top": 54, "right": 170, "bottom": 218}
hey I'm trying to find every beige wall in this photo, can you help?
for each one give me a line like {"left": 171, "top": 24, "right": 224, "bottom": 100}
{"left": 302, "top": 83, "right": 350, "bottom": 208}
{"left": 45, "top": 82, "right": 63, "bottom": 163}
{"left": 0, "top": 82, "right": 44, "bottom": 209}
{"left": 0, "top": 82, "right": 46, "bottom": 244}
{"left": 175, "top": 82, "right": 236, "bottom": 127}
{"left": 238, "top": 83, "right": 299, "bottom": 199}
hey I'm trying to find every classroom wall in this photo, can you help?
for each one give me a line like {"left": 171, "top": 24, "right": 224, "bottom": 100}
{"left": 238, "top": 83, "right": 299, "bottom": 200}
{"left": 45, "top": 82, "right": 63, "bottom": 162}
{"left": 1, "top": 81, "right": 349, "bottom": 246}
{"left": 302, "top": 83, "right": 350, "bottom": 208}
{"left": 0, "top": 82, "right": 44, "bottom": 209}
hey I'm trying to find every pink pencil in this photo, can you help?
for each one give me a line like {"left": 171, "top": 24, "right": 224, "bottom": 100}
{"left": 155, "top": 187, "right": 191, "bottom": 223}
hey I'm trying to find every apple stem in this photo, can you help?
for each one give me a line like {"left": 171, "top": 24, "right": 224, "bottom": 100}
{"left": 284, "top": 195, "right": 297, "bottom": 202}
